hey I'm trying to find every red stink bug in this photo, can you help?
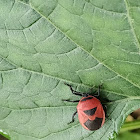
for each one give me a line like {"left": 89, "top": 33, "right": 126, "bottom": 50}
{"left": 63, "top": 83, "right": 105, "bottom": 131}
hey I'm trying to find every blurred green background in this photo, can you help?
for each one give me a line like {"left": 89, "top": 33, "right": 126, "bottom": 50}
{"left": 117, "top": 108, "right": 140, "bottom": 140}
{"left": 117, "top": 131, "right": 140, "bottom": 140}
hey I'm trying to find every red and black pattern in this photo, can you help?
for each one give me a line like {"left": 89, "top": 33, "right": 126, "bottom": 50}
{"left": 77, "top": 96, "right": 105, "bottom": 130}
{"left": 62, "top": 83, "right": 105, "bottom": 131}
{"left": 84, "top": 117, "right": 103, "bottom": 130}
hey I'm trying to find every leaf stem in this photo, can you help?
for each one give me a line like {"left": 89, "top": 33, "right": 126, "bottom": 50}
{"left": 120, "top": 120, "right": 140, "bottom": 133}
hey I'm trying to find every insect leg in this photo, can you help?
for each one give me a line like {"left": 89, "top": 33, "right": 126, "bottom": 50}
{"left": 94, "top": 84, "right": 103, "bottom": 97}
{"left": 68, "top": 110, "right": 77, "bottom": 124}
{"left": 64, "top": 83, "right": 83, "bottom": 96}
{"left": 62, "top": 99, "right": 80, "bottom": 102}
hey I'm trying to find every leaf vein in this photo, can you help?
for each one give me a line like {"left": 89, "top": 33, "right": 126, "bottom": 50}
{"left": 124, "top": 0, "right": 140, "bottom": 53}
{"left": 29, "top": 3, "right": 140, "bottom": 90}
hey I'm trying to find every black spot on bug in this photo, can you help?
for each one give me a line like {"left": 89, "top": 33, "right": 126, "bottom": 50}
{"left": 84, "top": 117, "right": 103, "bottom": 130}
{"left": 83, "top": 107, "right": 97, "bottom": 116}
{"left": 81, "top": 97, "right": 93, "bottom": 101}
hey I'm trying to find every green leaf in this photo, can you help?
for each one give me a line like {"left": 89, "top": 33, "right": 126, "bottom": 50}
{"left": 0, "top": 0, "right": 140, "bottom": 139}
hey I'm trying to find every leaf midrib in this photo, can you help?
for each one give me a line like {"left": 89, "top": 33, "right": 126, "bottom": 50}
{"left": 124, "top": 0, "right": 140, "bottom": 52}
